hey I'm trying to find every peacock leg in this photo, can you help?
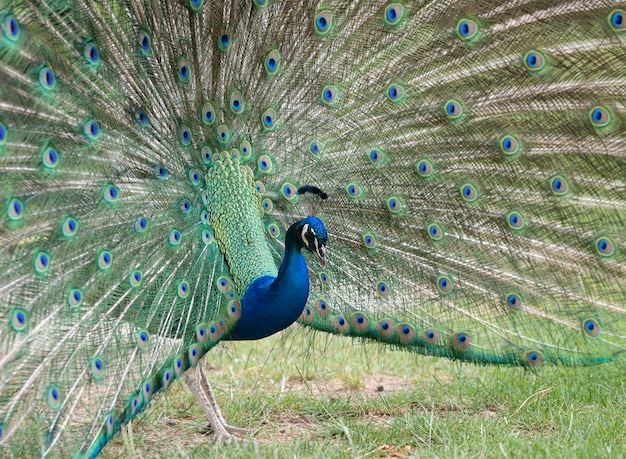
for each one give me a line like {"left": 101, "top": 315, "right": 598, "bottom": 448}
{"left": 184, "top": 365, "right": 234, "bottom": 441}
{"left": 197, "top": 361, "right": 251, "bottom": 435}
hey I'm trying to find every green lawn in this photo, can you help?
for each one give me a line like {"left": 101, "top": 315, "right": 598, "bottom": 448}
{"left": 102, "top": 328, "right": 626, "bottom": 458}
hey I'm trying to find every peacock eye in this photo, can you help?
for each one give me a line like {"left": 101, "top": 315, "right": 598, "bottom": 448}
{"left": 306, "top": 231, "right": 315, "bottom": 241}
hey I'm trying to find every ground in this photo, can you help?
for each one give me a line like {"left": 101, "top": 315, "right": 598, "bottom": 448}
{"left": 101, "top": 328, "right": 626, "bottom": 458}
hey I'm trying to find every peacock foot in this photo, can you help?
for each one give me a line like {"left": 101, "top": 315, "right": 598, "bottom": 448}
{"left": 184, "top": 360, "right": 249, "bottom": 441}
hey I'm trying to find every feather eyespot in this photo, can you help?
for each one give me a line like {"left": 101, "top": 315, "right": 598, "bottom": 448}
{"left": 525, "top": 350, "right": 544, "bottom": 367}
{"left": 376, "top": 281, "right": 390, "bottom": 298}
{"left": 505, "top": 293, "right": 522, "bottom": 310}
{"left": 453, "top": 332, "right": 471, "bottom": 350}
{"left": 319, "top": 271, "right": 329, "bottom": 286}
{"left": 436, "top": 275, "right": 453, "bottom": 294}
{"left": 228, "top": 300, "right": 241, "bottom": 320}
{"left": 105, "top": 413, "right": 115, "bottom": 437}
{"left": 282, "top": 183, "right": 297, "bottom": 200}
{"left": 369, "top": 149, "right": 384, "bottom": 164}
{"left": 103, "top": 185, "right": 120, "bottom": 204}
{"left": 261, "top": 109, "right": 276, "bottom": 130}
{"left": 179, "top": 125, "right": 192, "bottom": 146}
{"left": 201, "top": 229, "right": 213, "bottom": 244}
{"left": 609, "top": 9, "right": 626, "bottom": 31}
{"left": 189, "top": 169, "right": 201, "bottom": 185}
{"left": 346, "top": 182, "right": 362, "bottom": 198}
{"left": 240, "top": 140, "right": 252, "bottom": 159}
{"left": 209, "top": 322, "right": 221, "bottom": 341}
{"left": 351, "top": 313, "right": 369, "bottom": 332}
{"left": 135, "top": 217, "right": 148, "bottom": 233}
{"left": 162, "top": 369, "right": 173, "bottom": 389}
{"left": 384, "top": 3, "right": 405, "bottom": 26}
{"left": 7, "top": 197, "right": 24, "bottom": 220}
{"left": 387, "top": 84, "right": 405, "bottom": 102}
{"left": 3, "top": 14, "right": 20, "bottom": 41}
{"left": 136, "top": 110, "right": 149, "bottom": 126}
{"left": 201, "top": 101, "right": 215, "bottom": 125}
{"left": 179, "top": 199, "right": 192, "bottom": 215}
{"left": 83, "top": 40, "right": 100, "bottom": 65}
{"left": 268, "top": 223, "right": 280, "bottom": 238}
{"left": 196, "top": 324, "right": 208, "bottom": 343}
{"left": 218, "top": 33, "right": 231, "bottom": 51}
{"left": 309, "top": 141, "right": 322, "bottom": 155}
{"left": 457, "top": 19, "right": 478, "bottom": 40}
{"left": 169, "top": 229, "right": 181, "bottom": 246}
{"left": 200, "top": 147, "right": 212, "bottom": 166}
{"left": 83, "top": 119, "right": 101, "bottom": 140}
{"left": 314, "top": 11, "right": 333, "bottom": 35}
{"left": 386, "top": 196, "right": 402, "bottom": 214}
{"left": 258, "top": 155, "right": 273, "bottom": 173}
{"left": 136, "top": 330, "right": 149, "bottom": 349}
{"left": 0, "top": 122, "right": 7, "bottom": 145}
{"left": 265, "top": 49, "right": 280, "bottom": 76}
{"left": 334, "top": 316, "right": 349, "bottom": 333}
{"left": 217, "top": 277, "right": 231, "bottom": 293}
{"left": 177, "top": 57, "right": 191, "bottom": 82}
{"left": 129, "top": 270, "right": 142, "bottom": 288}
{"left": 444, "top": 99, "right": 463, "bottom": 119}
{"left": 90, "top": 357, "right": 105, "bottom": 380}
{"left": 230, "top": 91, "right": 244, "bottom": 114}
{"left": 427, "top": 223, "right": 444, "bottom": 241}
{"left": 200, "top": 210, "right": 210, "bottom": 225}
{"left": 40, "top": 146, "right": 59, "bottom": 169}
{"left": 188, "top": 344, "right": 201, "bottom": 366}
{"left": 524, "top": 50, "right": 545, "bottom": 71}
{"left": 398, "top": 324, "right": 416, "bottom": 343}
{"left": 177, "top": 280, "right": 190, "bottom": 298}
{"left": 590, "top": 106, "right": 611, "bottom": 127}
{"left": 321, "top": 85, "right": 338, "bottom": 105}
{"left": 39, "top": 67, "right": 56, "bottom": 90}
{"left": 34, "top": 251, "right": 50, "bottom": 274}
{"left": 460, "top": 183, "right": 478, "bottom": 202}
{"left": 416, "top": 159, "right": 433, "bottom": 177}
{"left": 10, "top": 308, "right": 27, "bottom": 331}
{"left": 376, "top": 320, "right": 395, "bottom": 338}
{"left": 315, "top": 299, "right": 330, "bottom": 316}
{"left": 262, "top": 198, "right": 273, "bottom": 213}
{"left": 67, "top": 288, "right": 83, "bottom": 308}
{"left": 300, "top": 306, "right": 314, "bottom": 323}
{"left": 46, "top": 386, "right": 61, "bottom": 410}
{"left": 421, "top": 329, "right": 440, "bottom": 345}
{"left": 138, "top": 30, "right": 151, "bottom": 54}
{"left": 129, "top": 395, "right": 141, "bottom": 415}
{"left": 583, "top": 319, "right": 601, "bottom": 338}
{"left": 506, "top": 211, "right": 525, "bottom": 230}
{"left": 98, "top": 250, "right": 113, "bottom": 270}
{"left": 216, "top": 125, "right": 230, "bottom": 144}
{"left": 362, "top": 232, "right": 377, "bottom": 249}
{"left": 499, "top": 135, "right": 521, "bottom": 156}
{"left": 174, "top": 356, "right": 184, "bottom": 377}
{"left": 594, "top": 237, "right": 615, "bottom": 257}
{"left": 549, "top": 175, "right": 569, "bottom": 196}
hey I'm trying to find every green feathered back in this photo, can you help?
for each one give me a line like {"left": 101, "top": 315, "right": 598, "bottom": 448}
{"left": 0, "top": 0, "right": 624, "bottom": 456}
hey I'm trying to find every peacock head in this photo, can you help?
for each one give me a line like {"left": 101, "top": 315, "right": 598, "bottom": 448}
{"left": 296, "top": 216, "right": 328, "bottom": 267}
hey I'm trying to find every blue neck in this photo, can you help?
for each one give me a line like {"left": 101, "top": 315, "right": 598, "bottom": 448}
{"left": 226, "top": 225, "right": 310, "bottom": 340}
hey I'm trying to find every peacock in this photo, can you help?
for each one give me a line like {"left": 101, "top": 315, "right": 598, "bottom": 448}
{"left": 0, "top": 0, "right": 624, "bottom": 456}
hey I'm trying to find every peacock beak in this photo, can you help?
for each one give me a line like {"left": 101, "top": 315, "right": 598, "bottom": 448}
{"left": 313, "top": 244, "right": 327, "bottom": 268}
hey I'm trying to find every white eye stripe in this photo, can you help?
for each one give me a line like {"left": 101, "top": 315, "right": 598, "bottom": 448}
{"left": 301, "top": 224, "right": 309, "bottom": 245}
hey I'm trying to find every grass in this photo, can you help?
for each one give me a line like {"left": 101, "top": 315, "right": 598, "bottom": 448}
{"left": 101, "top": 328, "right": 626, "bottom": 459}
